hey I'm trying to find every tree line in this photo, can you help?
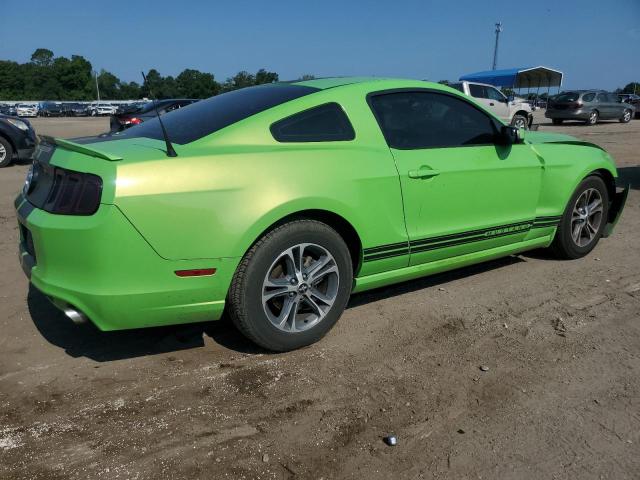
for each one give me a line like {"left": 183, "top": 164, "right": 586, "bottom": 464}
{"left": 0, "top": 48, "right": 310, "bottom": 101}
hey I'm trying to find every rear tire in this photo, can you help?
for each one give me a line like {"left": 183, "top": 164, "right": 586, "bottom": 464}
{"left": 550, "top": 176, "right": 609, "bottom": 259}
{"left": 552, "top": 119, "right": 563, "bottom": 125}
{"left": 620, "top": 109, "right": 632, "bottom": 123}
{"left": 227, "top": 220, "right": 353, "bottom": 352}
{"left": 0, "top": 136, "right": 14, "bottom": 168}
{"left": 585, "top": 110, "right": 598, "bottom": 126}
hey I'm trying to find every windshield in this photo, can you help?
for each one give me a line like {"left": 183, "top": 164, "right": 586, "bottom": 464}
{"left": 109, "top": 84, "right": 320, "bottom": 145}
{"left": 555, "top": 92, "right": 580, "bottom": 102}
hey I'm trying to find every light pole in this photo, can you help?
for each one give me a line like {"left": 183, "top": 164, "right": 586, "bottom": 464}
{"left": 94, "top": 71, "right": 101, "bottom": 103}
{"left": 492, "top": 22, "right": 502, "bottom": 71}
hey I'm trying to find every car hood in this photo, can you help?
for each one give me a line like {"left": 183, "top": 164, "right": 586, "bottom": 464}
{"left": 525, "top": 131, "right": 605, "bottom": 151}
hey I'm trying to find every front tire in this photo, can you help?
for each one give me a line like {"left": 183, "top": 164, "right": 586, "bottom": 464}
{"left": 511, "top": 114, "right": 528, "bottom": 130}
{"left": 550, "top": 176, "right": 609, "bottom": 259}
{"left": 0, "top": 136, "right": 14, "bottom": 168}
{"left": 227, "top": 220, "right": 353, "bottom": 351}
{"left": 552, "top": 119, "right": 563, "bottom": 125}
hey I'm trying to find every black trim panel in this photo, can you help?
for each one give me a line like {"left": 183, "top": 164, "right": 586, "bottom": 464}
{"left": 363, "top": 216, "right": 561, "bottom": 263}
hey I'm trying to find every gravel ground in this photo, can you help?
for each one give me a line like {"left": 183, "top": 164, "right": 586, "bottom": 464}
{"left": 1, "top": 113, "right": 639, "bottom": 479}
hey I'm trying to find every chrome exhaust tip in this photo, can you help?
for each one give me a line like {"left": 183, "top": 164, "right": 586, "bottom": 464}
{"left": 63, "top": 305, "right": 88, "bottom": 325}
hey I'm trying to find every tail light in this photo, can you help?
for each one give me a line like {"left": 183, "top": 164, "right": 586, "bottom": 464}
{"left": 41, "top": 168, "right": 102, "bottom": 215}
{"left": 571, "top": 102, "right": 583, "bottom": 109}
{"left": 124, "top": 117, "right": 142, "bottom": 125}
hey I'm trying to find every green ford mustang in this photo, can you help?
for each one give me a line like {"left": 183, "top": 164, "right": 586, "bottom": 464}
{"left": 15, "top": 77, "right": 628, "bottom": 351}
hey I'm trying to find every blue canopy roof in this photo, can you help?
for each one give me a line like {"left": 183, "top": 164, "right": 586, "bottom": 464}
{"left": 459, "top": 66, "right": 563, "bottom": 89}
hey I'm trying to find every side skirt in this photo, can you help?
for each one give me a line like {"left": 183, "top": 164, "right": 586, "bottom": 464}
{"left": 352, "top": 234, "right": 553, "bottom": 294}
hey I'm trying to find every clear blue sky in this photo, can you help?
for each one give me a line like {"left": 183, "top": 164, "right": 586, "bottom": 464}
{"left": 2, "top": 0, "right": 638, "bottom": 90}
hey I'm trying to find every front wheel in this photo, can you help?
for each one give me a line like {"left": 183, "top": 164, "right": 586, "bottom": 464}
{"left": 511, "top": 114, "right": 528, "bottom": 130}
{"left": 620, "top": 109, "right": 632, "bottom": 123}
{"left": 227, "top": 220, "right": 353, "bottom": 351}
{"left": 0, "top": 136, "right": 14, "bottom": 168}
{"left": 550, "top": 176, "right": 609, "bottom": 259}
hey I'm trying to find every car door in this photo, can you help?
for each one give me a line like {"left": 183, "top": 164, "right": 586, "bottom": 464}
{"left": 596, "top": 92, "right": 613, "bottom": 119}
{"left": 484, "top": 86, "right": 511, "bottom": 122}
{"left": 607, "top": 93, "right": 624, "bottom": 118}
{"left": 368, "top": 90, "right": 542, "bottom": 266}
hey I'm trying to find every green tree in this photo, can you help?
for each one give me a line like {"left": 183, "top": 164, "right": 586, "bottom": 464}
{"left": 255, "top": 68, "right": 278, "bottom": 85}
{"left": 176, "top": 69, "right": 219, "bottom": 98}
{"left": 437, "top": 79, "right": 450, "bottom": 85}
{"left": 30, "top": 48, "right": 54, "bottom": 67}
{"left": 298, "top": 74, "right": 315, "bottom": 81}
{"left": 222, "top": 71, "right": 255, "bottom": 92}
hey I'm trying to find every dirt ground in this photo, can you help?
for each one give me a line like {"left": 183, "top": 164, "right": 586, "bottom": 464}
{"left": 1, "top": 113, "right": 639, "bottom": 480}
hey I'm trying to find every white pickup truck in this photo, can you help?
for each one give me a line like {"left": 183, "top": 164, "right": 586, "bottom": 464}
{"left": 450, "top": 81, "right": 533, "bottom": 129}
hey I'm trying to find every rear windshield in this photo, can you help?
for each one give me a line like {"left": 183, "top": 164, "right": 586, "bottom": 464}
{"left": 554, "top": 92, "right": 580, "bottom": 102}
{"left": 109, "top": 84, "right": 319, "bottom": 144}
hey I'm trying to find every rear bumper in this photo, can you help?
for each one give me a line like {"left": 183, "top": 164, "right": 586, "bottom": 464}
{"left": 15, "top": 194, "right": 237, "bottom": 330}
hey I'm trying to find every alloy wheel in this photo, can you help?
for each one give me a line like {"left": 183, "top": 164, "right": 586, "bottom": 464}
{"left": 0, "top": 143, "right": 5, "bottom": 162}
{"left": 589, "top": 111, "right": 597, "bottom": 124}
{"left": 623, "top": 110, "right": 631, "bottom": 122}
{"left": 571, "top": 188, "right": 603, "bottom": 247}
{"left": 262, "top": 243, "right": 339, "bottom": 333}
{"left": 514, "top": 117, "right": 526, "bottom": 129}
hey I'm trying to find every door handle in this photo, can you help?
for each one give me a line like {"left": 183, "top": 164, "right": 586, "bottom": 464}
{"left": 489, "top": 102, "right": 495, "bottom": 106}
{"left": 408, "top": 167, "right": 440, "bottom": 179}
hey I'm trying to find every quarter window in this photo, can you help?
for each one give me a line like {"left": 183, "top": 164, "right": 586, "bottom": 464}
{"left": 369, "top": 91, "right": 499, "bottom": 149}
{"left": 582, "top": 93, "right": 595, "bottom": 102}
{"left": 270, "top": 103, "right": 355, "bottom": 142}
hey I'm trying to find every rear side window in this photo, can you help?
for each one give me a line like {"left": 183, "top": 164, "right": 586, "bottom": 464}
{"left": 582, "top": 93, "right": 595, "bottom": 102}
{"left": 369, "top": 91, "right": 499, "bottom": 149}
{"left": 468, "top": 84, "right": 486, "bottom": 98}
{"left": 449, "top": 83, "right": 464, "bottom": 93}
{"left": 109, "top": 84, "right": 320, "bottom": 144}
{"left": 556, "top": 92, "right": 579, "bottom": 102}
{"left": 270, "top": 103, "right": 355, "bottom": 142}
{"left": 596, "top": 93, "right": 608, "bottom": 102}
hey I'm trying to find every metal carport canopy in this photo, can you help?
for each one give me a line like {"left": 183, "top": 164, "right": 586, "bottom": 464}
{"left": 459, "top": 66, "right": 563, "bottom": 88}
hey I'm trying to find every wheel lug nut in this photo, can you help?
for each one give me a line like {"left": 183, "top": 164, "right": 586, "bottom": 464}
{"left": 289, "top": 292, "right": 295, "bottom": 297}
{"left": 290, "top": 278, "right": 297, "bottom": 285}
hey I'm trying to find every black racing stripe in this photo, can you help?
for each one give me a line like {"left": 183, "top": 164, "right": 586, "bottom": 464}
{"left": 17, "top": 199, "right": 36, "bottom": 220}
{"left": 363, "top": 249, "right": 410, "bottom": 262}
{"left": 534, "top": 215, "right": 562, "bottom": 221}
{"left": 532, "top": 222, "right": 559, "bottom": 228}
{"left": 363, "top": 241, "right": 410, "bottom": 255}
{"left": 410, "top": 227, "right": 531, "bottom": 254}
{"left": 410, "top": 221, "right": 533, "bottom": 248}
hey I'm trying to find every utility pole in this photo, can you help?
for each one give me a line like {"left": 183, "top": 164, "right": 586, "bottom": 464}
{"left": 95, "top": 71, "right": 101, "bottom": 102}
{"left": 492, "top": 22, "right": 502, "bottom": 70}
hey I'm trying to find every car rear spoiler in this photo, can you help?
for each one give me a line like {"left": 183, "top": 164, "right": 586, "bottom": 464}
{"left": 38, "top": 135, "right": 123, "bottom": 161}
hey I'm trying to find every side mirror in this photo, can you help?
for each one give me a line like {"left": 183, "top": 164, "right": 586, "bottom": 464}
{"left": 499, "top": 125, "right": 524, "bottom": 145}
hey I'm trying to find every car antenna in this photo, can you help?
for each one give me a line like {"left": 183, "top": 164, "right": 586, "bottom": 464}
{"left": 141, "top": 71, "right": 177, "bottom": 157}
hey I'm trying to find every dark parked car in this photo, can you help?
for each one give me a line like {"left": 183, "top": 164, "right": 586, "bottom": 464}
{"left": 0, "top": 104, "right": 17, "bottom": 116}
{"left": 39, "top": 102, "right": 65, "bottom": 117}
{"left": 64, "top": 103, "right": 90, "bottom": 117}
{"left": 618, "top": 93, "right": 640, "bottom": 118}
{"left": 0, "top": 114, "right": 37, "bottom": 167}
{"left": 546, "top": 90, "right": 635, "bottom": 125}
{"left": 109, "top": 99, "right": 198, "bottom": 132}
